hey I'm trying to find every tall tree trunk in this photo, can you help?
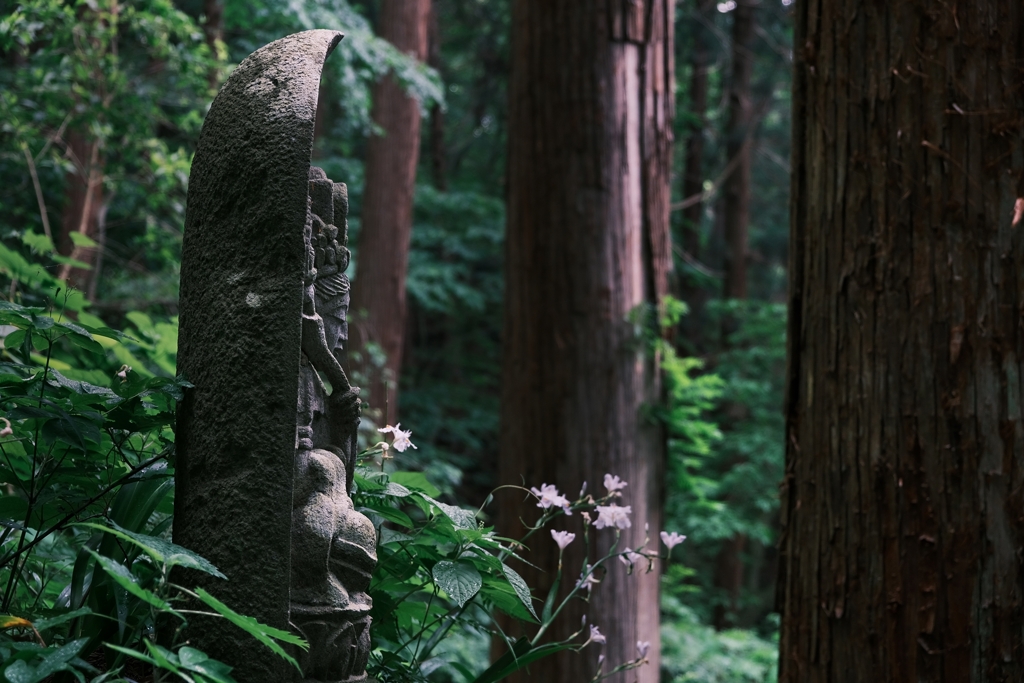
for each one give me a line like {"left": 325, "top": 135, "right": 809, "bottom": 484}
{"left": 678, "top": 0, "right": 714, "bottom": 353}
{"left": 350, "top": 0, "right": 431, "bottom": 420}
{"left": 712, "top": 0, "right": 757, "bottom": 631}
{"left": 202, "top": 0, "right": 223, "bottom": 90}
{"left": 427, "top": 2, "right": 446, "bottom": 192}
{"left": 779, "top": 2, "right": 1024, "bottom": 681}
{"left": 57, "top": 125, "right": 105, "bottom": 296}
{"left": 722, "top": 0, "right": 755, "bottom": 302}
{"left": 499, "top": 1, "right": 674, "bottom": 681}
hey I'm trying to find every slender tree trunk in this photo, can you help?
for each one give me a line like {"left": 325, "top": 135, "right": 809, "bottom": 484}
{"left": 678, "top": 0, "right": 714, "bottom": 353}
{"left": 202, "top": 0, "right": 223, "bottom": 90}
{"left": 57, "top": 128, "right": 105, "bottom": 295}
{"left": 499, "top": 2, "right": 674, "bottom": 681}
{"left": 427, "top": 2, "right": 446, "bottom": 192}
{"left": 779, "top": 2, "right": 1024, "bottom": 681}
{"left": 722, "top": 0, "right": 755, "bottom": 302}
{"left": 350, "top": 0, "right": 430, "bottom": 420}
{"left": 712, "top": 0, "right": 757, "bottom": 631}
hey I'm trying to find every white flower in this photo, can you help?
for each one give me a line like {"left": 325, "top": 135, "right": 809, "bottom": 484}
{"left": 594, "top": 504, "right": 632, "bottom": 530}
{"left": 589, "top": 625, "right": 606, "bottom": 644}
{"left": 597, "top": 654, "right": 605, "bottom": 667}
{"left": 529, "top": 483, "right": 571, "bottom": 514}
{"left": 116, "top": 364, "right": 131, "bottom": 382}
{"left": 582, "top": 511, "right": 592, "bottom": 525}
{"left": 619, "top": 548, "right": 645, "bottom": 567}
{"left": 577, "top": 564, "right": 600, "bottom": 592}
{"left": 637, "top": 640, "right": 651, "bottom": 659}
{"left": 551, "top": 530, "right": 576, "bottom": 550}
{"left": 378, "top": 423, "right": 417, "bottom": 452}
{"left": 660, "top": 531, "right": 687, "bottom": 551}
{"left": 0, "top": 418, "right": 11, "bottom": 438}
{"left": 603, "top": 473, "right": 628, "bottom": 495}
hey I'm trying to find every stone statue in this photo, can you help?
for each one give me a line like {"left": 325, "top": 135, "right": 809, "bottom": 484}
{"left": 291, "top": 167, "right": 376, "bottom": 682}
{"left": 174, "top": 30, "right": 377, "bottom": 682}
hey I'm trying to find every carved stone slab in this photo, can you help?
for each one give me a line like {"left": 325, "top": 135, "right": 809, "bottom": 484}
{"left": 175, "top": 30, "right": 368, "bottom": 682}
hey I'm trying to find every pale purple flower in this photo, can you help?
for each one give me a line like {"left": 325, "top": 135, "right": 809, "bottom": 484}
{"left": 594, "top": 504, "right": 632, "bottom": 530}
{"left": 577, "top": 564, "right": 600, "bottom": 592}
{"left": 551, "top": 530, "right": 576, "bottom": 550}
{"left": 378, "top": 423, "right": 417, "bottom": 452}
{"left": 530, "top": 483, "right": 571, "bottom": 514}
{"left": 589, "top": 625, "right": 606, "bottom": 644}
{"left": 660, "top": 531, "right": 687, "bottom": 551}
{"left": 637, "top": 641, "right": 651, "bottom": 659}
{"left": 582, "top": 511, "right": 592, "bottom": 525}
{"left": 0, "top": 418, "right": 11, "bottom": 438}
{"left": 603, "top": 473, "right": 628, "bottom": 495}
{"left": 618, "top": 548, "right": 645, "bottom": 567}
{"left": 116, "top": 364, "right": 131, "bottom": 382}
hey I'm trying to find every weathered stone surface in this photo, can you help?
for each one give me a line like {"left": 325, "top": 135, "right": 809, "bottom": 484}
{"left": 175, "top": 30, "right": 345, "bottom": 681}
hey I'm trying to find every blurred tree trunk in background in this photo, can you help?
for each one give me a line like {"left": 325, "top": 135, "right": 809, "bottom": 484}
{"left": 712, "top": 0, "right": 756, "bottom": 631}
{"left": 427, "top": 2, "right": 446, "bottom": 192}
{"left": 58, "top": 1, "right": 120, "bottom": 299}
{"left": 722, "top": 0, "right": 755, "bottom": 304}
{"left": 678, "top": 0, "right": 714, "bottom": 354}
{"left": 498, "top": 1, "right": 674, "bottom": 681}
{"left": 350, "top": 0, "right": 430, "bottom": 421}
{"left": 58, "top": 130, "right": 105, "bottom": 298}
{"left": 202, "top": 0, "right": 223, "bottom": 89}
{"left": 779, "top": 1, "right": 1024, "bottom": 680}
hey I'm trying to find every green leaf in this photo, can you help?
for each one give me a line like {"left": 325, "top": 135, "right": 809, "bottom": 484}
{"left": 389, "top": 471, "right": 441, "bottom": 498}
{"left": 31, "top": 608, "right": 92, "bottom": 633}
{"left": 422, "top": 495, "right": 477, "bottom": 530}
{"left": 77, "top": 522, "right": 226, "bottom": 578}
{"left": 68, "top": 232, "right": 98, "bottom": 248}
{"left": 86, "top": 550, "right": 174, "bottom": 613}
{"left": 177, "top": 646, "right": 237, "bottom": 683}
{"left": 501, "top": 563, "right": 538, "bottom": 621}
{"left": 472, "top": 639, "right": 574, "bottom": 683}
{"left": 193, "top": 588, "right": 306, "bottom": 672}
{"left": 21, "top": 230, "right": 54, "bottom": 255}
{"left": 431, "top": 560, "right": 482, "bottom": 607}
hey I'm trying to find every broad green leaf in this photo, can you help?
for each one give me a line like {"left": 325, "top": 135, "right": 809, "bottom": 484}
{"left": 422, "top": 495, "right": 477, "bottom": 530}
{"left": 77, "top": 523, "right": 226, "bottom": 578}
{"left": 389, "top": 471, "right": 441, "bottom": 498}
{"left": 501, "top": 563, "right": 538, "bottom": 621}
{"left": 432, "top": 560, "right": 482, "bottom": 607}
{"left": 383, "top": 482, "right": 412, "bottom": 497}
{"left": 86, "top": 550, "right": 174, "bottom": 612}
{"left": 31, "top": 638, "right": 89, "bottom": 680}
{"left": 68, "top": 232, "right": 98, "bottom": 248}
{"left": 177, "top": 646, "right": 237, "bottom": 683}
{"left": 193, "top": 588, "right": 306, "bottom": 672}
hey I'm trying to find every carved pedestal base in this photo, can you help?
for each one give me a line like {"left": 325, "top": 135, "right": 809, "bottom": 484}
{"left": 291, "top": 605, "right": 372, "bottom": 682}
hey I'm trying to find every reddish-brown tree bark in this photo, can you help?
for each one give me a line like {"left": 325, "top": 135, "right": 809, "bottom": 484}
{"left": 58, "top": 121, "right": 105, "bottom": 299}
{"left": 350, "top": 0, "right": 431, "bottom": 420}
{"left": 779, "top": 1, "right": 1024, "bottom": 681}
{"left": 712, "top": 0, "right": 757, "bottom": 631}
{"left": 722, "top": 0, "right": 755, "bottom": 302}
{"left": 498, "top": 1, "right": 674, "bottom": 681}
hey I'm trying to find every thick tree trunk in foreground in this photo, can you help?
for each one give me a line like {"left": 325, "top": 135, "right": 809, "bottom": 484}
{"left": 779, "top": 2, "right": 1024, "bottom": 681}
{"left": 499, "top": 2, "right": 673, "bottom": 681}
{"left": 350, "top": 0, "right": 430, "bottom": 420}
